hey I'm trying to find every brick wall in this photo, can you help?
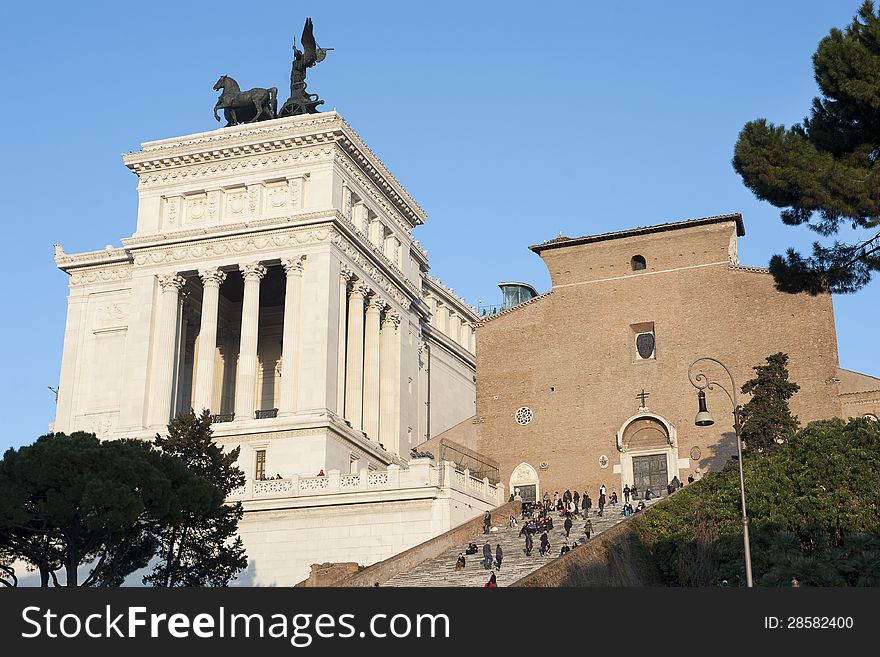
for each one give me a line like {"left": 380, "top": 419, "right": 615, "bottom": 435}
{"left": 475, "top": 219, "right": 845, "bottom": 500}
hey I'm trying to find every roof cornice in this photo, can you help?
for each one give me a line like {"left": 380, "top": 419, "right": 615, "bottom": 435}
{"left": 530, "top": 213, "right": 745, "bottom": 253}
{"left": 122, "top": 112, "right": 426, "bottom": 229}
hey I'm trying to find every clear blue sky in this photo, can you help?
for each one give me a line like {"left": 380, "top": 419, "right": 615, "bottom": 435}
{"left": 0, "top": 1, "right": 876, "bottom": 453}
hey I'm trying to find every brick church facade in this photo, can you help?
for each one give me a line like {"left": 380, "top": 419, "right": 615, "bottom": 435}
{"left": 467, "top": 213, "right": 880, "bottom": 501}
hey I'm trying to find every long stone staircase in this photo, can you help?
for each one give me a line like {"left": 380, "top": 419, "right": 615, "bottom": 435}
{"left": 384, "top": 498, "right": 662, "bottom": 587}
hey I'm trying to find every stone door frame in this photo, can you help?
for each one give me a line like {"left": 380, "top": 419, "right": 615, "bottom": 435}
{"left": 614, "top": 412, "right": 683, "bottom": 491}
{"left": 509, "top": 462, "right": 540, "bottom": 502}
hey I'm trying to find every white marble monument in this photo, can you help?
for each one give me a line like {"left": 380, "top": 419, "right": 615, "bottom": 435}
{"left": 52, "top": 113, "right": 495, "bottom": 585}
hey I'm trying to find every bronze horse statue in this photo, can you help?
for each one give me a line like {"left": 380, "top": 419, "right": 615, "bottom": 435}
{"left": 213, "top": 75, "right": 277, "bottom": 126}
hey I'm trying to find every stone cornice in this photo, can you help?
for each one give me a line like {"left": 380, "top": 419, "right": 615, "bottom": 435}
{"left": 123, "top": 112, "right": 426, "bottom": 228}
{"left": 55, "top": 245, "right": 131, "bottom": 270}
{"left": 422, "top": 324, "right": 476, "bottom": 368}
{"left": 476, "top": 289, "right": 554, "bottom": 326}
{"left": 424, "top": 276, "right": 478, "bottom": 322}
{"left": 331, "top": 230, "right": 414, "bottom": 311}
{"left": 332, "top": 210, "right": 423, "bottom": 302}
{"left": 728, "top": 264, "right": 771, "bottom": 274}
{"left": 132, "top": 145, "right": 334, "bottom": 189}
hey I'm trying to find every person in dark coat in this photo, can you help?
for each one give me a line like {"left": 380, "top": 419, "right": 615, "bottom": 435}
{"left": 563, "top": 515, "right": 573, "bottom": 537}
{"left": 583, "top": 494, "right": 592, "bottom": 514}
{"left": 560, "top": 541, "right": 570, "bottom": 556}
{"left": 584, "top": 519, "right": 593, "bottom": 539}
{"left": 483, "top": 511, "right": 491, "bottom": 534}
{"left": 623, "top": 484, "right": 631, "bottom": 504}
{"left": 482, "top": 540, "right": 492, "bottom": 569}
{"left": 484, "top": 571, "right": 497, "bottom": 587}
{"left": 539, "top": 531, "right": 550, "bottom": 557}
{"left": 524, "top": 531, "right": 533, "bottom": 556}
{"left": 598, "top": 493, "right": 606, "bottom": 517}
{"left": 495, "top": 543, "right": 503, "bottom": 570}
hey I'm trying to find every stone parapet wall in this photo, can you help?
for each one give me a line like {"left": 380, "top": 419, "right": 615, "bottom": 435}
{"left": 228, "top": 459, "right": 504, "bottom": 507}
{"left": 334, "top": 500, "right": 520, "bottom": 587}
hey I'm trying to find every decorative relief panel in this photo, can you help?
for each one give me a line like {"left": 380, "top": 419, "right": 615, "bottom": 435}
{"left": 162, "top": 195, "right": 181, "bottom": 229}
{"left": 76, "top": 413, "right": 114, "bottom": 438}
{"left": 185, "top": 192, "right": 208, "bottom": 225}
{"left": 264, "top": 180, "right": 289, "bottom": 213}
{"left": 94, "top": 302, "right": 130, "bottom": 329}
{"left": 224, "top": 186, "right": 248, "bottom": 220}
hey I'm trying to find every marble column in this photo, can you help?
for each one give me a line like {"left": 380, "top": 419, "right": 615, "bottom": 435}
{"left": 344, "top": 282, "right": 368, "bottom": 429}
{"left": 234, "top": 262, "right": 267, "bottom": 420}
{"left": 279, "top": 256, "right": 305, "bottom": 415}
{"left": 362, "top": 295, "right": 384, "bottom": 440}
{"left": 336, "top": 266, "right": 353, "bottom": 415}
{"left": 150, "top": 273, "right": 186, "bottom": 427}
{"left": 193, "top": 268, "right": 226, "bottom": 413}
{"left": 379, "top": 309, "right": 401, "bottom": 453}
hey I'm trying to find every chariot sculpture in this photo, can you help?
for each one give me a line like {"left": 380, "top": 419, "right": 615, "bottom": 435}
{"left": 212, "top": 17, "right": 332, "bottom": 127}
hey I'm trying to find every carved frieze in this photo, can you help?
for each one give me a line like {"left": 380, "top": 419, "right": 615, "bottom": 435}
{"left": 132, "top": 228, "right": 333, "bottom": 266}
{"left": 69, "top": 265, "right": 133, "bottom": 287}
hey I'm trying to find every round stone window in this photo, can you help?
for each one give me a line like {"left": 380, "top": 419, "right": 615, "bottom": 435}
{"left": 515, "top": 407, "right": 533, "bottom": 425}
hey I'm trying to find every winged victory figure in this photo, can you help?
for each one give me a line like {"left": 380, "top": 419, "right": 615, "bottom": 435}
{"left": 278, "top": 17, "right": 333, "bottom": 117}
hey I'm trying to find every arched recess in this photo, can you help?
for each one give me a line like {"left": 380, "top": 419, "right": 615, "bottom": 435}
{"left": 615, "top": 413, "right": 682, "bottom": 496}
{"left": 509, "top": 462, "right": 539, "bottom": 503}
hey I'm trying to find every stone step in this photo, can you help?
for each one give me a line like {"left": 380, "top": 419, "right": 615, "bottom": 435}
{"left": 385, "top": 499, "right": 661, "bottom": 587}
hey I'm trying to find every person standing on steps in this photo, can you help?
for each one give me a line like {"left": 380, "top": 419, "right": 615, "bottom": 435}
{"left": 573, "top": 490, "right": 580, "bottom": 512}
{"left": 564, "top": 514, "right": 573, "bottom": 537}
{"left": 495, "top": 543, "right": 503, "bottom": 570}
{"left": 583, "top": 493, "right": 592, "bottom": 516}
{"left": 539, "top": 531, "right": 550, "bottom": 557}
{"left": 598, "top": 491, "right": 606, "bottom": 517}
{"left": 623, "top": 484, "right": 631, "bottom": 504}
{"left": 483, "top": 511, "right": 491, "bottom": 534}
{"left": 524, "top": 531, "right": 533, "bottom": 556}
{"left": 482, "top": 540, "right": 493, "bottom": 569}
{"left": 584, "top": 518, "right": 593, "bottom": 540}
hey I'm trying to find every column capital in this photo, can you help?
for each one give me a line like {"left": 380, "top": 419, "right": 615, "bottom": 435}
{"left": 281, "top": 256, "right": 306, "bottom": 276}
{"left": 382, "top": 309, "right": 401, "bottom": 329}
{"left": 340, "top": 263, "right": 355, "bottom": 284}
{"left": 240, "top": 262, "right": 268, "bottom": 281}
{"left": 198, "top": 268, "right": 227, "bottom": 287}
{"left": 158, "top": 274, "right": 186, "bottom": 292}
{"left": 352, "top": 282, "right": 370, "bottom": 299}
{"left": 368, "top": 296, "right": 387, "bottom": 313}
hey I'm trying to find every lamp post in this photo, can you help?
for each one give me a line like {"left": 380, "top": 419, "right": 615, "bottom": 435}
{"left": 688, "top": 357, "right": 753, "bottom": 587}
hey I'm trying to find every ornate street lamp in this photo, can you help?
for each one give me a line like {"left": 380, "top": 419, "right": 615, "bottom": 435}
{"left": 688, "top": 357, "right": 754, "bottom": 587}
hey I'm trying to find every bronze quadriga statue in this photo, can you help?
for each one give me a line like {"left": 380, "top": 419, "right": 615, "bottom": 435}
{"left": 211, "top": 17, "right": 332, "bottom": 126}
{"left": 213, "top": 76, "right": 277, "bottom": 126}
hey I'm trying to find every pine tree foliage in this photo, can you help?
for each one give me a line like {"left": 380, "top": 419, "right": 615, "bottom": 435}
{"left": 640, "top": 417, "right": 880, "bottom": 585}
{"left": 146, "top": 410, "right": 247, "bottom": 587}
{"left": 739, "top": 352, "right": 801, "bottom": 455}
{"left": 0, "top": 432, "right": 212, "bottom": 586}
{"left": 733, "top": 1, "right": 880, "bottom": 293}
